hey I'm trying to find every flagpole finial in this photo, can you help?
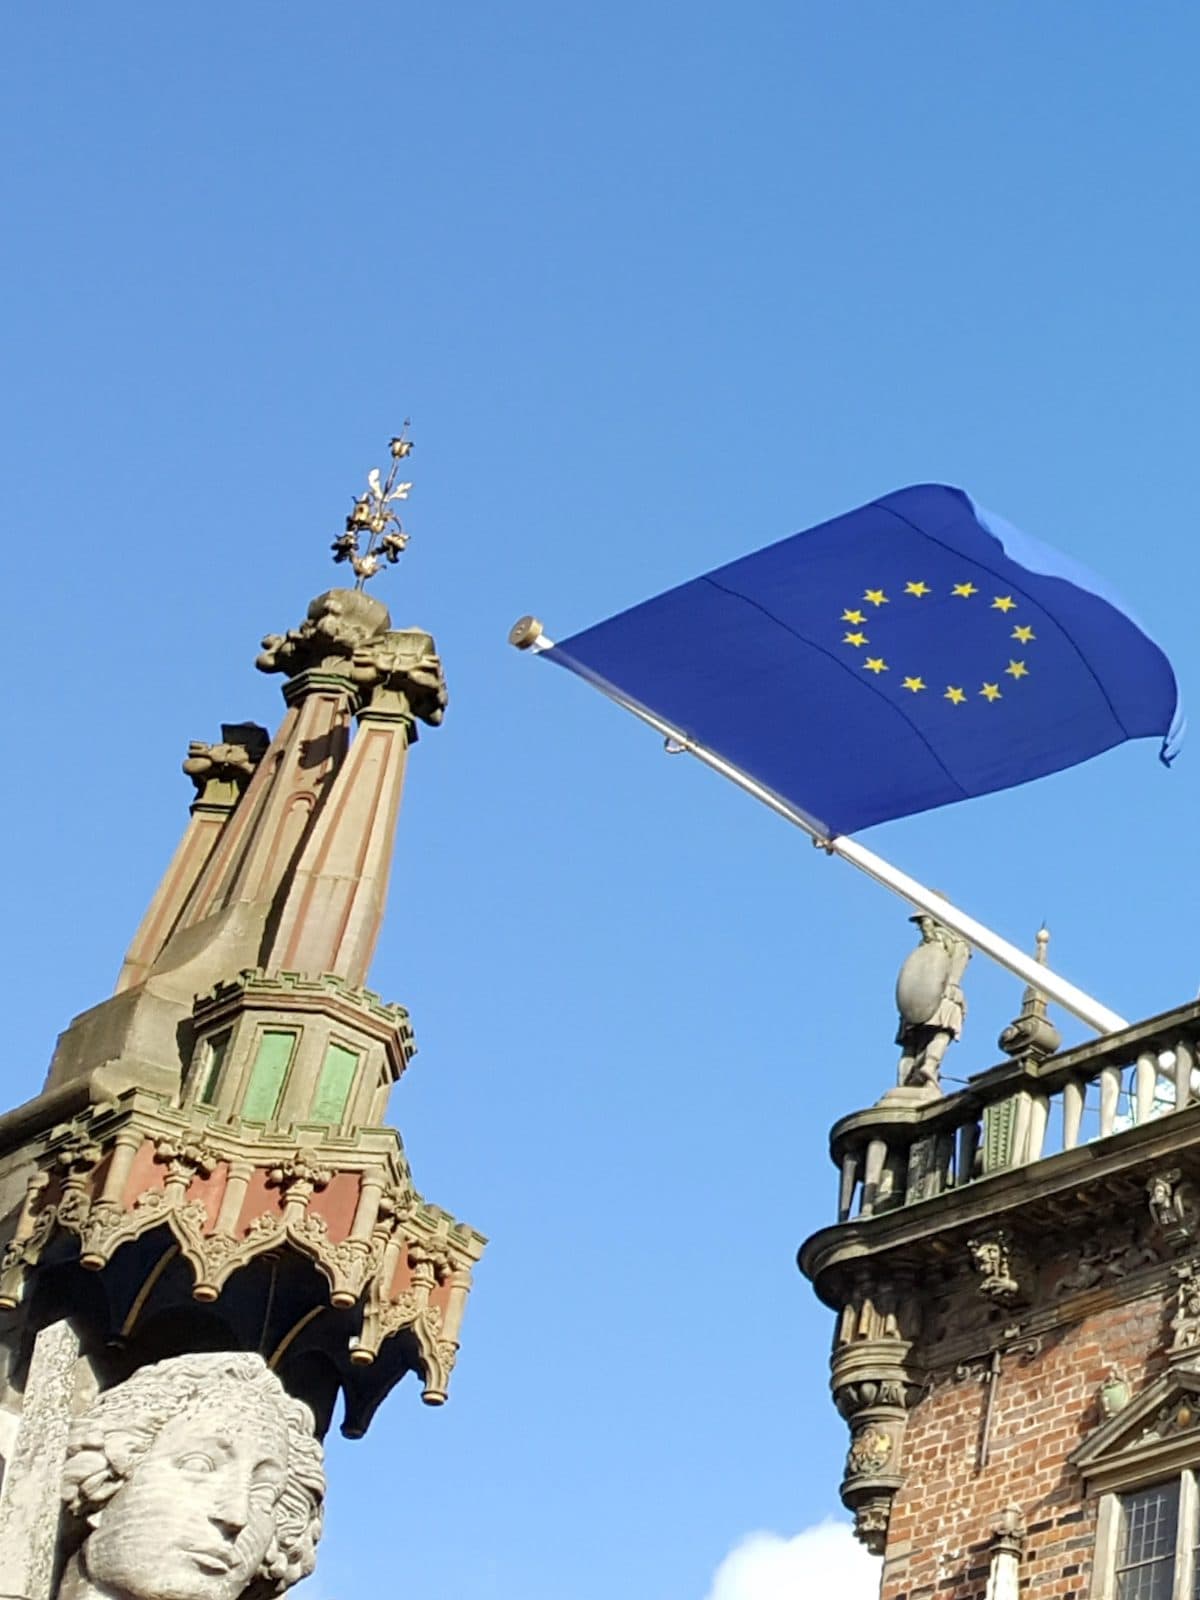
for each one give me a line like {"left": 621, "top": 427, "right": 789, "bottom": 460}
{"left": 509, "top": 615, "right": 546, "bottom": 651}
{"left": 330, "top": 426, "right": 415, "bottom": 589}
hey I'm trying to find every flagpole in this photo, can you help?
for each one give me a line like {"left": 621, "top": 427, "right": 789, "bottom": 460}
{"left": 509, "top": 615, "right": 1129, "bottom": 1037}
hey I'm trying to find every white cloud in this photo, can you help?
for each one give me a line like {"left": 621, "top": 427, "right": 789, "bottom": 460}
{"left": 706, "top": 1521, "right": 881, "bottom": 1600}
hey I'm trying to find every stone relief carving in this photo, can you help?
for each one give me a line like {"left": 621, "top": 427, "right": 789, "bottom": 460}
{"left": 846, "top": 1424, "right": 893, "bottom": 1477}
{"left": 967, "top": 1230, "right": 1023, "bottom": 1305}
{"left": 182, "top": 727, "right": 269, "bottom": 803}
{"left": 1051, "top": 1223, "right": 1162, "bottom": 1297}
{"left": 256, "top": 588, "right": 390, "bottom": 679}
{"left": 829, "top": 1275, "right": 921, "bottom": 1555}
{"left": 1148, "top": 1169, "right": 1200, "bottom": 1250}
{"left": 351, "top": 629, "right": 448, "bottom": 727}
{"left": 1170, "top": 1265, "right": 1200, "bottom": 1355}
{"left": 56, "top": 1351, "right": 324, "bottom": 1600}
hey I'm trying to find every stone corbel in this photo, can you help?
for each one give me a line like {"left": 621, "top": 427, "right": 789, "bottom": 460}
{"left": 0, "top": 1171, "right": 53, "bottom": 1308}
{"left": 351, "top": 629, "right": 448, "bottom": 727}
{"left": 1148, "top": 1168, "right": 1200, "bottom": 1251}
{"left": 966, "top": 1228, "right": 1026, "bottom": 1306}
{"left": 832, "top": 1337, "right": 921, "bottom": 1552}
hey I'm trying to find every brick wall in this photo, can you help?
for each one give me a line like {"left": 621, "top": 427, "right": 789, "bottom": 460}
{"left": 883, "top": 1290, "right": 1170, "bottom": 1600}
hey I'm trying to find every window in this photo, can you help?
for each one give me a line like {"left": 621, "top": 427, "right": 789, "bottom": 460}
{"left": 1116, "top": 1482, "right": 1181, "bottom": 1599}
{"left": 1092, "top": 1476, "right": 1200, "bottom": 1600}
{"left": 310, "top": 1042, "right": 359, "bottom": 1125}
{"left": 1072, "top": 1362, "right": 1200, "bottom": 1600}
{"left": 241, "top": 1030, "right": 297, "bottom": 1122}
{"left": 195, "top": 1030, "right": 231, "bottom": 1106}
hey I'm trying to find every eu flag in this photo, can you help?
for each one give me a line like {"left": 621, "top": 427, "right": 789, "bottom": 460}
{"left": 545, "top": 485, "right": 1183, "bottom": 837}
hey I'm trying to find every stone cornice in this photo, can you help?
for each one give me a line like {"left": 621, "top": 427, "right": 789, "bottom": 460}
{"left": 802, "top": 1099, "right": 1200, "bottom": 1306}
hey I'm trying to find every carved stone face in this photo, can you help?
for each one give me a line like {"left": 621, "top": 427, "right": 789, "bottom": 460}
{"left": 81, "top": 1392, "right": 289, "bottom": 1600}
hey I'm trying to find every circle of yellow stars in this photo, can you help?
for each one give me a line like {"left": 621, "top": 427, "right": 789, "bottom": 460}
{"left": 839, "top": 582, "right": 1035, "bottom": 706}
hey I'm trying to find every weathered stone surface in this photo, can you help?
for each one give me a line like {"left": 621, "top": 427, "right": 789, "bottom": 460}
{"left": 56, "top": 1351, "right": 324, "bottom": 1600}
{"left": 0, "top": 1319, "right": 81, "bottom": 1600}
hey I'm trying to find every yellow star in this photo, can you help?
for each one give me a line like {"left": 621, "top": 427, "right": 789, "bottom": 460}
{"left": 902, "top": 676, "right": 926, "bottom": 693}
{"left": 843, "top": 631, "right": 868, "bottom": 647}
{"left": 944, "top": 686, "right": 966, "bottom": 705}
{"left": 1005, "top": 660, "right": 1029, "bottom": 679}
{"left": 992, "top": 595, "right": 1017, "bottom": 613}
{"left": 904, "top": 581, "right": 931, "bottom": 598}
{"left": 952, "top": 582, "right": 978, "bottom": 598}
{"left": 980, "top": 682, "right": 1002, "bottom": 702}
{"left": 864, "top": 588, "right": 888, "bottom": 607}
{"left": 842, "top": 608, "right": 866, "bottom": 624}
{"left": 864, "top": 657, "right": 888, "bottom": 674}
{"left": 1012, "top": 624, "right": 1035, "bottom": 643}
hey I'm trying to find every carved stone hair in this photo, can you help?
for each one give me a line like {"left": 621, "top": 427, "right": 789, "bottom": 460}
{"left": 61, "top": 1351, "right": 325, "bottom": 1597}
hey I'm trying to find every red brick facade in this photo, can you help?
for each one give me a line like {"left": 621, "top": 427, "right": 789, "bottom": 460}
{"left": 883, "top": 1291, "right": 1170, "bottom": 1599}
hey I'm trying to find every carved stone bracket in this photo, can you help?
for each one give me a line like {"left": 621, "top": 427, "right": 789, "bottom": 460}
{"left": 831, "top": 1332, "right": 921, "bottom": 1554}
{"left": 351, "top": 629, "right": 447, "bottom": 727}
{"left": 256, "top": 589, "right": 391, "bottom": 680}
{"left": 182, "top": 724, "right": 269, "bottom": 807}
{"left": 967, "top": 1229, "right": 1025, "bottom": 1306}
{"left": 1170, "top": 1262, "right": 1200, "bottom": 1357}
{"left": 1148, "top": 1168, "right": 1200, "bottom": 1250}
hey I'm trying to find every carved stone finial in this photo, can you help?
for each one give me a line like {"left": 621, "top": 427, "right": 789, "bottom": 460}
{"left": 894, "top": 905, "right": 970, "bottom": 1092}
{"left": 182, "top": 723, "right": 269, "bottom": 804}
{"left": 256, "top": 587, "right": 391, "bottom": 679}
{"left": 985, "top": 1507, "right": 1026, "bottom": 1600}
{"left": 351, "top": 628, "right": 448, "bottom": 726}
{"left": 56, "top": 1350, "right": 324, "bottom": 1600}
{"left": 329, "top": 428, "right": 415, "bottom": 589}
{"left": 998, "top": 925, "right": 1062, "bottom": 1062}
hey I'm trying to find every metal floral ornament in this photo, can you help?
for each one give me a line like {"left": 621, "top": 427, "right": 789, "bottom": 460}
{"left": 330, "top": 428, "right": 415, "bottom": 587}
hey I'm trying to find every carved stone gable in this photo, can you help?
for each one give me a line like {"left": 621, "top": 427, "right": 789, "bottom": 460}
{"left": 1072, "top": 1365, "right": 1200, "bottom": 1493}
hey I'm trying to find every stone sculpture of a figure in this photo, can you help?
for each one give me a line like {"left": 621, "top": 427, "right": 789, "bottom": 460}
{"left": 894, "top": 911, "right": 971, "bottom": 1090}
{"left": 56, "top": 1351, "right": 324, "bottom": 1600}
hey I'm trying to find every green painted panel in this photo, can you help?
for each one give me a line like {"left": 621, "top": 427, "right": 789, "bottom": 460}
{"left": 197, "top": 1031, "right": 230, "bottom": 1105}
{"left": 242, "top": 1030, "right": 296, "bottom": 1122}
{"left": 311, "top": 1042, "right": 359, "bottom": 1124}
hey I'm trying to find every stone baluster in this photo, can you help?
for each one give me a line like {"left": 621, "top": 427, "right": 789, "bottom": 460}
{"left": 860, "top": 1138, "right": 889, "bottom": 1219}
{"left": 839, "top": 1149, "right": 861, "bottom": 1221}
{"left": 1099, "top": 1063, "right": 1122, "bottom": 1137}
{"left": 1135, "top": 1051, "right": 1159, "bottom": 1123}
{"left": 1062, "top": 1076, "right": 1085, "bottom": 1149}
{"left": 1175, "top": 1037, "right": 1196, "bottom": 1110}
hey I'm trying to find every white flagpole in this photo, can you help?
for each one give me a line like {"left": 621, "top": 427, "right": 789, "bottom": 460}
{"left": 509, "top": 615, "right": 1129, "bottom": 1037}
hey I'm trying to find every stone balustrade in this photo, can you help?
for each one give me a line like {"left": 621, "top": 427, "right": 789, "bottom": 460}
{"left": 832, "top": 1001, "right": 1200, "bottom": 1222}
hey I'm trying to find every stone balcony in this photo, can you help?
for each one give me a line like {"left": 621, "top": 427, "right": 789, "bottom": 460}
{"left": 801, "top": 1000, "right": 1200, "bottom": 1311}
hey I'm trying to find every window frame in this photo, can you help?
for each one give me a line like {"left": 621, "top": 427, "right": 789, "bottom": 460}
{"left": 1092, "top": 1471, "right": 1200, "bottom": 1599}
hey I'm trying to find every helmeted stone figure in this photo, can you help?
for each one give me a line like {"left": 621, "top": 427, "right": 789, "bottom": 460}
{"left": 56, "top": 1353, "right": 324, "bottom": 1600}
{"left": 894, "top": 911, "right": 971, "bottom": 1090}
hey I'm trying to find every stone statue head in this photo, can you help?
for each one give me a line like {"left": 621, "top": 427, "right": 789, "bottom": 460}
{"left": 60, "top": 1352, "right": 324, "bottom": 1600}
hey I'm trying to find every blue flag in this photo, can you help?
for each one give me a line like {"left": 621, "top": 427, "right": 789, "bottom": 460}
{"left": 545, "top": 484, "right": 1183, "bottom": 837}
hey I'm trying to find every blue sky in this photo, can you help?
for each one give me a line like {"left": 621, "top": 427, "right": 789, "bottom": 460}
{"left": 3, "top": 6, "right": 1199, "bottom": 1598}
